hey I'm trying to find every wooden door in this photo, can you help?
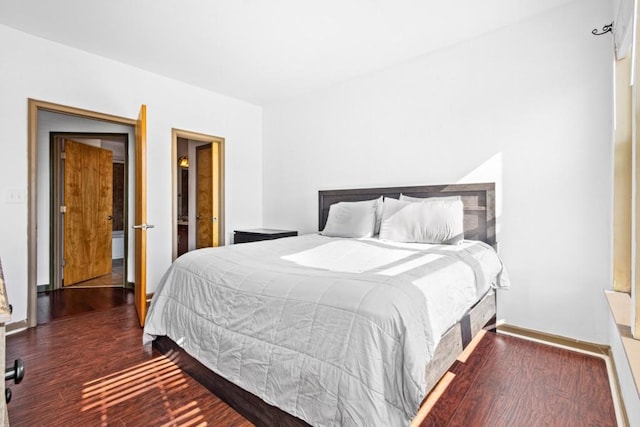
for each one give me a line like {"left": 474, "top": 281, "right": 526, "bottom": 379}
{"left": 196, "top": 144, "right": 214, "bottom": 248}
{"left": 63, "top": 140, "right": 113, "bottom": 285}
{"left": 134, "top": 105, "right": 148, "bottom": 327}
{"left": 211, "top": 142, "right": 220, "bottom": 247}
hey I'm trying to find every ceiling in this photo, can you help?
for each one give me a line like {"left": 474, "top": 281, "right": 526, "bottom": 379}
{"left": 0, "top": 0, "right": 574, "bottom": 105}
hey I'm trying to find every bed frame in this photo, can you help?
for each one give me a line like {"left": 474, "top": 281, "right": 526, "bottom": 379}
{"left": 153, "top": 182, "right": 497, "bottom": 426}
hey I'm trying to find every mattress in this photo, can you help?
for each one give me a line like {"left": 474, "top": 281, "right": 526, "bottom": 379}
{"left": 143, "top": 234, "right": 509, "bottom": 426}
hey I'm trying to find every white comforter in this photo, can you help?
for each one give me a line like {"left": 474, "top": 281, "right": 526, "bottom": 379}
{"left": 143, "top": 234, "right": 508, "bottom": 426}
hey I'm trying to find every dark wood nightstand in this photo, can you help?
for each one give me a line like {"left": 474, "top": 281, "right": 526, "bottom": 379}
{"left": 234, "top": 228, "right": 298, "bottom": 244}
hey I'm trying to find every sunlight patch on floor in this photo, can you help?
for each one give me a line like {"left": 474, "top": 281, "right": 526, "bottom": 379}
{"left": 82, "top": 355, "right": 206, "bottom": 426}
{"left": 410, "top": 371, "right": 456, "bottom": 427}
{"left": 158, "top": 401, "right": 208, "bottom": 427}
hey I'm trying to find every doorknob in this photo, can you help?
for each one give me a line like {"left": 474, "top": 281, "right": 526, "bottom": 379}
{"left": 212, "top": 217, "right": 218, "bottom": 222}
{"left": 5, "top": 359, "right": 25, "bottom": 384}
{"left": 107, "top": 215, "right": 113, "bottom": 221}
{"left": 132, "top": 224, "right": 155, "bottom": 230}
{"left": 196, "top": 215, "right": 202, "bottom": 220}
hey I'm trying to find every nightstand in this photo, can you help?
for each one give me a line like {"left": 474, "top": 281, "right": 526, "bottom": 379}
{"left": 234, "top": 228, "right": 298, "bottom": 244}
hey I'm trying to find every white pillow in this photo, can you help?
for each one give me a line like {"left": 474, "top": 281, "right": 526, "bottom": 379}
{"left": 399, "top": 193, "right": 461, "bottom": 203}
{"left": 373, "top": 196, "right": 384, "bottom": 235}
{"left": 379, "top": 198, "right": 464, "bottom": 244}
{"left": 321, "top": 198, "right": 378, "bottom": 238}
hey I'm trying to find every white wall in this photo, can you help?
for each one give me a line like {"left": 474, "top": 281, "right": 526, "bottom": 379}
{"left": 263, "top": 0, "right": 614, "bottom": 343}
{"left": 0, "top": 24, "right": 263, "bottom": 324}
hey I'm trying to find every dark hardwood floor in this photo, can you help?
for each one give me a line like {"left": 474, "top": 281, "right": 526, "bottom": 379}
{"left": 8, "top": 292, "right": 618, "bottom": 426}
{"left": 38, "top": 257, "right": 130, "bottom": 324}
{"left": 419, "top": 331, "right": 618, "bottom": 427}
{"left": 37, "top": 287, "right": 134, "bottom": 324}
{"left": 8, "top": 303, "right": 251, "bottom": 426}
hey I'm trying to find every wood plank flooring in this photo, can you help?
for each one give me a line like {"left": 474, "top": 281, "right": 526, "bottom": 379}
{"left": 7, "top": 296, "right": 618, "bottom": 426}
{"left": 7, "top": 304, "right": 252, "bottom": 426}
{"left": 37, "top": 287, "right": 134, "bottom": 324}
{"left": 420, "top": 331, "right": 617, "bottom": 427}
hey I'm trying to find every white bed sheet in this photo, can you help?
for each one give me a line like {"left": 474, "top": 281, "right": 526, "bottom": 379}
{"left": 283, "top": 237, "right": 508, "bottom": 348}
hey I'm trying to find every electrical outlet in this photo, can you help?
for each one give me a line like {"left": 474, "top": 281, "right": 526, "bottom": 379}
{"left": 5, "top": 189, "right": 26, "bottom": 204}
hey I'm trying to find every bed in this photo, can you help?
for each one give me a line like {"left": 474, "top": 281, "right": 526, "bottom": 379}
{"left": 145, "top": 182, "right": 507, "bottom": 426}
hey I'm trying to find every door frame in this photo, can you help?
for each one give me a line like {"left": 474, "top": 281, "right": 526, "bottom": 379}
{"left": 27, "top": 99, "right": 137, "bottom": 329}
{"left": 49, "top": 132, "right": 129, "bottom": 290}
{"left": 171, "top": 128, "right": 225, "bottom": 260}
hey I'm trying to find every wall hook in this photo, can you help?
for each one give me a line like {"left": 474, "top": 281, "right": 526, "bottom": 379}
{"left": 592, "top": 22, "right": 613, "bottom": 36}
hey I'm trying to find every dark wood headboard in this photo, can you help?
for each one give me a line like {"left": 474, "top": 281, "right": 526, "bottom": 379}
{"left": 318, "top": 182, "right": 496, "bottom": 247}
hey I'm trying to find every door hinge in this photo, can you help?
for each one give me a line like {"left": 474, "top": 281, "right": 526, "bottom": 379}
{"left": 61, "top": 259, "right": 66, "bottom": 267}
{"left": 60, "top": 205, "right": 66, "bottom": 213}
{"left": 60, "top": 152, "right": 66, "bottom": 160}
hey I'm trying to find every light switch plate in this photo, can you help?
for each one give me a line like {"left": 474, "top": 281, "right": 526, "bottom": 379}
{"left": 5, "top": 189, "right": 26, "bottom": 204}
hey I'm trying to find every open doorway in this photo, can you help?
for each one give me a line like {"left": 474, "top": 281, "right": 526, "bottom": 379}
{"left": 50, "top": 133, "right": 129, "bottom": 289}
{"left": 172, "top": 129, "right": 225, "bottom": 260}
{"left": 26, "top": 100, "right": 149, "bottom": 329}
